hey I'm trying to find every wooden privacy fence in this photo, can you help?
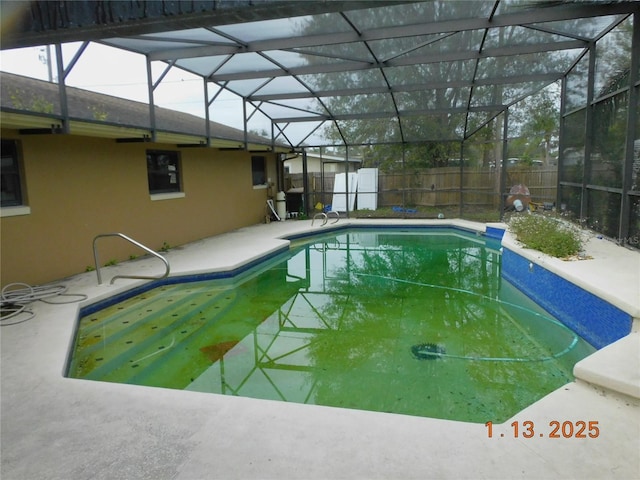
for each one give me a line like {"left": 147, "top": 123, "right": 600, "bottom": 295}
{"left": 287, "top": 167, "right": 558, "bottom": 210}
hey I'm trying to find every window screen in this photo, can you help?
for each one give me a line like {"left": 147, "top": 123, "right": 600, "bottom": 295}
{"left": 1, "top": 140, "right": 23, "bottom": 207}
{"left": 252, "top": 156, "right": 266, "bottom": 186}
{"left": 147, "top": 150, "right": 181, "bottom": 194}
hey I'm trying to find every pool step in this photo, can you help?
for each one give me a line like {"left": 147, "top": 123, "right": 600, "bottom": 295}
{"left": 69, "top": 283, "right": 237, "bottom": 379}
{"left": 69, "top": 271, "right": 305, "bottom": 389}
{"left": 76, "top": 282, "right": 232, "bottom": 345}
{"left": 127, "top": 275, "right": 304, "bottom": 389}
{"left": 573, "top": 333, "right": 640, "bottom": 399}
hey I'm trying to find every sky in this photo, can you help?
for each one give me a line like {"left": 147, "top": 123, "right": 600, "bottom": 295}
{"left": 0, "top": 42, "right": 272, "bottom": 134}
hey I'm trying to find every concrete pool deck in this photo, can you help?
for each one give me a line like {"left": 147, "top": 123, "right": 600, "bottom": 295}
{"left": 1, "top": 219, "right": 639, "bottom": 480}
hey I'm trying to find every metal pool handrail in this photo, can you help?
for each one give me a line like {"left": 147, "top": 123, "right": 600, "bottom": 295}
{"left": 93, "top": 233, "right": 170, "bottom": 285}
{"left": 311, "top": 212, "right": 328, "bottom": 226}
{"left": 312, "top": 211, "right": 340, "bottom": 226}
{"left": 326, "top": 211, "right": 340, "bottom": 224}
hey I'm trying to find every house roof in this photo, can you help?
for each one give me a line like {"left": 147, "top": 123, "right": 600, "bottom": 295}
{"left": 0, "top": 71, "right": 283, "bottom": 151}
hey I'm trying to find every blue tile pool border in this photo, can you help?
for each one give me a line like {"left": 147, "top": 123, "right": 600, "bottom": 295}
{"left": 485, "top": 226, "right": 506, "bottom": 241}
{"left": 282, "top": 222, "right": 480, "bottom": 242}
{"left": 501, "top": 247, "right": 633, "bottom": 349}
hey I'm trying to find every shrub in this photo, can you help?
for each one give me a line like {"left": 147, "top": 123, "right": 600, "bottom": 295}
{"left": 509, "top": 214, "right": 583, "bottom": 258}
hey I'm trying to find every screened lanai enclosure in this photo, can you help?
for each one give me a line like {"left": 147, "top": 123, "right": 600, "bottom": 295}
{"left": 2, "top": 0, "right": 639, "bottom": 246}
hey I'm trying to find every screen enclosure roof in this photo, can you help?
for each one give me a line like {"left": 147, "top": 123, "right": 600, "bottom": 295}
{"left": 2, "top": 1, "right": 638, "bottom": 149}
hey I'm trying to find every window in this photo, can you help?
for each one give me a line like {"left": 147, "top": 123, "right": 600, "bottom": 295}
{"left": 147, "top": 150, "right": 181, "bottom": 194}
{"left": 1, "top": 140, "right": 24, "bottom": 207}
{"left": 251, "top": 155, "right": 266, "bottom": 186}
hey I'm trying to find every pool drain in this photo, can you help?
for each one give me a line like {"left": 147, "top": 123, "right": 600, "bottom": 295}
{"left": 411, "top": 343, "right": 446, "bottom": 360}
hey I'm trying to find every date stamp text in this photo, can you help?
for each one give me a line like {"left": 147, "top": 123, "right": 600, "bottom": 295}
{"left": 485, "top": 420, "right": 600, "bottom": 439}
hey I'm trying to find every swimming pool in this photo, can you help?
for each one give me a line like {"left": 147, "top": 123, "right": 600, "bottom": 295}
{"left": 67, "top": 227, "right": 595, "bottom": 423}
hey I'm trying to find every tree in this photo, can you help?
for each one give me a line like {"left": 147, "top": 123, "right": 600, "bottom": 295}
{"left": 289, "top": 3, "right": 570, "bottom": 171}
{"left": 293, "top": 2, "right": 486, "bottom": 170}
{"left": 510, "top": 86, "right": 560, "bottom": 165}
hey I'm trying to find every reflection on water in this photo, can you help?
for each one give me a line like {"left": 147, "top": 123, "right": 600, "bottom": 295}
{"left": 68, "top": 229, "right": 595, "bottom": 423}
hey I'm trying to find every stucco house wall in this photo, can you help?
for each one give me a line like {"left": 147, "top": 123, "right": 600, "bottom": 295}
{"left": 0, "top": 129, "right": 276, "bottom": 286}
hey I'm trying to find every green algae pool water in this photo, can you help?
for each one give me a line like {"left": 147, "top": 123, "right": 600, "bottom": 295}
{"left": 67, "top": 228, "right": 595, "bottom": 423}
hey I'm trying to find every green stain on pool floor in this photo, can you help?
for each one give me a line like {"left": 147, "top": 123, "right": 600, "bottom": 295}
{"left": 68, "top": 229, "right": 595, "bottom": 423}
